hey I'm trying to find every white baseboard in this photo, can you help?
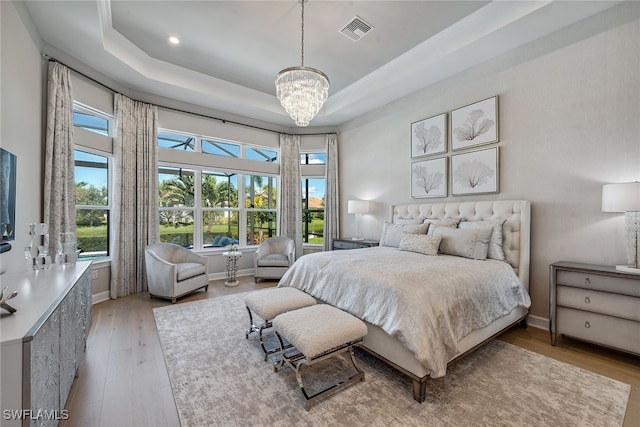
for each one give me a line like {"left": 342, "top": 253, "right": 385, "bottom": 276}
{"left": 208, "top": 268, "right": 254, "bottom": 282}
{"left": 92, "top": 290, "right": 111, "bottom": 305}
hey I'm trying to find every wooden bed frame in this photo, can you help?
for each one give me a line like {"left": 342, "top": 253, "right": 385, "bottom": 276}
{"left": 357, "top": 200, "right": 531, "bottom": 403}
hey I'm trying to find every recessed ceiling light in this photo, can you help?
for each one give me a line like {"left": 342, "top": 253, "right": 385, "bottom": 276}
{"left": 168, "top": 36, "right": 180, "bottom": 45}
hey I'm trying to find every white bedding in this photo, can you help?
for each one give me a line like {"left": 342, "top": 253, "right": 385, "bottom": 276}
{"left": 278, "top": 246, "right": 531, "bottom": 377}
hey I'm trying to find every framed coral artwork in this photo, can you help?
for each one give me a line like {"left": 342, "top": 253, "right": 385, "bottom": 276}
{"left": 451, "top": 96, "right": 498, "bottom": 151}
{"left": 411, "top": 113, "right": 447, "bottom": 159}
{"left": 411, "top": 156, "right": 447, "bottom": 198}
{"left": 450, "top": 146, "right": 499, "bottom": 195}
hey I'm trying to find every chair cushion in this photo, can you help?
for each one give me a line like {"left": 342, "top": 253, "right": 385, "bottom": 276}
{"left": 273, "top": 304, "right": 368, "bottom": 359}
{"left": 245, "top": 287, "right": 316, "bottom": 321}
{"left": 257, "top": 254, "right": 290, "bottom": 267}
{"left": 176, "top": 262, "right": 206, "bottom": 281}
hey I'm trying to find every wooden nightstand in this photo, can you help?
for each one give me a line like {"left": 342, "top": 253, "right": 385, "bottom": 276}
{"left": 549, "top": 261, "right": 640, "bottom": 355}
{"left": 332, "top": 238, "right": 379, "bottom": 250}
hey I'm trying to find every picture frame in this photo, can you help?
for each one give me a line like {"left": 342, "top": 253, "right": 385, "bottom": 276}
{"left": 451, "top": 96, "right": 498, "bottom": 151}
{"left": 411, "top": 156, "right": 447, "bottom": 198}
{"left": 411, "top": 113, "right": 447, "bottom": 159}
{"left": 450, "top": 146, "right": 499, "bottom": 195}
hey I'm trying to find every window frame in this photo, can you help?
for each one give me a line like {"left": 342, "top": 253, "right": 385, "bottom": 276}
{"left": 73, "top": 102, "right": 114, "bottom": 261}
{"left": 300, "top": 150, "right": 327, "bottom": 247}
{"left": 157, "top": 130, "right": 280, "bottom": 253}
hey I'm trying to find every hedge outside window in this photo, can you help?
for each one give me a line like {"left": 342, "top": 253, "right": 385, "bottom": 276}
{"left": 74, "top": 150, "right": 110, "bottom": 258}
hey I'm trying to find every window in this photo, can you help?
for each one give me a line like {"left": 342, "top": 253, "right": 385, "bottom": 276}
{"left": 73, "top": 103, "right": 113, "bottom": 260}
{"left": 202, "top": 139, "right": 240, "bottom": 158}
{"left": 158, "top": 131, "right": 195, "bottom": 151}
{"left": 157, "top": 130, "right": 279, "bottom": 250}
{"left": 73, "top": 108, "right": 109, "bottom": 136}
{"left": 202, "top": 170, "right": 239, "bottom": 248}
{"left": 302, "top": 177, "right": 325, "bottom": 245}
{"left": 248, "top": 146, "right": 277, "bottom": 163}
{"left": 300, "top": 151, "right": 326, "bottom": 245}
{"left": 74, "top": 150, "right": 110, "bottom": 259}
{"left": 246, "top": 175, "right": 277, "bottom": 245}
{"left": 158, "top": 167, "right": 195, "bottom": 248}
{"left": 300, "top": 152, "right": 326, "bottom": 165}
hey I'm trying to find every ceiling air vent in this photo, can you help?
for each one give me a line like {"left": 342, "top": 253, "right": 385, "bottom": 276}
{"left": 339, "top": 16, "right": 373, "bottom": 42}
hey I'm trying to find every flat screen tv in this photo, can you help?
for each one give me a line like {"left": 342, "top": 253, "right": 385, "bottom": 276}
{"left": 1, "top": 148, "right": 17, "bottom": 253}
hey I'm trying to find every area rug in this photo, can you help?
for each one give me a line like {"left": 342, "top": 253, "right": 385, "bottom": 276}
{"left": 153, "top": 293, "right": 630, "bottom": 427}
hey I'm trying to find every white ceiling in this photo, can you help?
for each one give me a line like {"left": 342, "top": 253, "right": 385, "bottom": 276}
{"left": 21, "top": 1, "right": 621, "bottom": 129}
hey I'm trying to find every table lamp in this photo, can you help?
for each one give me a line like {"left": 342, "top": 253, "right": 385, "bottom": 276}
{"left": 347, "top": 200, "right": 370, "bottom": 241}
{"left": 602, "top": 181, "right": 640, "bottom": 273}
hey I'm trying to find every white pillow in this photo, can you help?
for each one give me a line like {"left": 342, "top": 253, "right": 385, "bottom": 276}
{"left": 399, "top": 233, "right": 442, "bottom": 256}
{"left": 432, "top": 226, "right": 492, "bottom": 260}
{"left": 423, "top": 218, "right": 461, "bottom": 235}
{"left": 394, "top": 218, "right": 423, "bottom": 225}
{"left": 379, "top": 222, "right": 429, "bottom": 248}
{"left": 459, "top": 219, "right": 507, "bottom": 261}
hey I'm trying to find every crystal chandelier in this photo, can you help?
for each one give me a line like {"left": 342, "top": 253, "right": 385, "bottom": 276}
{"left": 275, "top": 0, "right": 329, "bottom": 127}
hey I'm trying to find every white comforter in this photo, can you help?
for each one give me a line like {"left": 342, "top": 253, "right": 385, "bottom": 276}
{"left": 278, "top": 246, "right": 531, "bottom": 377}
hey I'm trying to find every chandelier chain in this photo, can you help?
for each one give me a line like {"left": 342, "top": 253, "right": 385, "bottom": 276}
{"left": 300, "top": 0, "right": 305, "bottom": 67}
{"left": 275, "top": 0, "right": 329, "bottom": 126}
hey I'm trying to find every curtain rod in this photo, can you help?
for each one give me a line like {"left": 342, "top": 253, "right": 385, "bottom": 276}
{"left": 43, "top": 55, "right": 334, "bottom": 137}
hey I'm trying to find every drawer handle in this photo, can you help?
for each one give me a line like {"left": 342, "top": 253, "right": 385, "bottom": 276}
{"left": 584, "top": 321, "right": 590, "bottom": 329}
{"left": 584, "top": 277, "right": 590, "bottom": 285}
{"left": 584, "top": 296, "right": 590, "bottom": 304}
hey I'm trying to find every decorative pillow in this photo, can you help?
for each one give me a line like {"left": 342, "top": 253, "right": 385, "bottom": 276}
{"left": 379, "top": 222, "right": 429, "bottom": 248}
{"left": 399, "top": 233, "right": 442, "bottom": 256}
{"left": 432, "top": 226, "right": 492, "bottom": 260}
{"left": 394, "top": 218, "right": 423, "bottom": 225}
{"left": 424, "top": 218, "right": 461, "bottom": 235}
{"left": 459, "top": 219, "right": 507, "bottom": 261}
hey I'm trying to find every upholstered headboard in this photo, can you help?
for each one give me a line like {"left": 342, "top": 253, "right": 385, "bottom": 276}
{"left": 390, "top": 200, "right": 531, "bottom": 291}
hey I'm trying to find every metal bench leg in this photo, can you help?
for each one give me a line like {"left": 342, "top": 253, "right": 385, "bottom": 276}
{"left": 274, "top": 336, "right": 365, "bottom": 411}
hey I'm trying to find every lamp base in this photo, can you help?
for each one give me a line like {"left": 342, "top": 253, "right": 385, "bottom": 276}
{"left": 615, "top": 265, "right": 640, "bottom": 275}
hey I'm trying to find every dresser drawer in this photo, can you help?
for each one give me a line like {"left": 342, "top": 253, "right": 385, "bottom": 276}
{"left": 557, "top": 307, "right": 640, "bottom": 355}
{"left": 557, "top": 285, "right": 640, "bottom": 321}
{"left": 333, "top": 240, "right": 363, "bottom": 250}
{"left": 556, "top": 270, "right": 640, "bottom": 297}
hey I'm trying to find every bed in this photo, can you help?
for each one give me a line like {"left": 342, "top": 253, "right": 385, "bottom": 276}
{"left": 278, "top": 200, "right": 531, "bottom": 402}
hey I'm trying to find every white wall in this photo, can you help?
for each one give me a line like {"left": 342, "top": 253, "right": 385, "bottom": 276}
{"left": 0, "top": 1, "right": 46, "bottom": 274}
{"left": 337, "top": 3, "right": 640, "bottom": 320}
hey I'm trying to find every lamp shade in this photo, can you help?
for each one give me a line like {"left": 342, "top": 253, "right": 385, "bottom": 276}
{"left": 348, "top": 200, "right": 370, "bottom": 214}
{"left": 602, "top": 182, "right": 640, "bottom": 212}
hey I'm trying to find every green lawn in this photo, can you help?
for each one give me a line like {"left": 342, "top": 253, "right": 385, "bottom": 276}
{"left": 76, "top": 219, "right": 325, "bottom": 249}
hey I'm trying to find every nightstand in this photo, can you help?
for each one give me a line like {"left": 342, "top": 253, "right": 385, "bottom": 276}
{"left": 549, "top": 261, "right": 640, "bottom": 355}
{"left": 332, "top": 238, "right": 379, "bottom": 250}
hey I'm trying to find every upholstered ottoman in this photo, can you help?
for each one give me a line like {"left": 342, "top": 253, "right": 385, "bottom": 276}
{"left": 272, "top": 304, "right": 368, "bottom": 410}
{"left": 245, "top": 287, "right": 317, "bottom": 360}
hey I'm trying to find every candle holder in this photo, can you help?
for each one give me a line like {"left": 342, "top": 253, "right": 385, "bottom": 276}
{"left": 25, "top": 223, "right": 51, "bottom": 270}
{"left": 56, "top": 232, "right": 78, "bottom": 265}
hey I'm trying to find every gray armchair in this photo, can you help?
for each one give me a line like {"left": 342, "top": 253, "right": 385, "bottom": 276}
{"left": 254, "top": 236, "right": 295, "bottom": 282}
{"left": 145, "top": 243, "right": 209, "bottom": 303}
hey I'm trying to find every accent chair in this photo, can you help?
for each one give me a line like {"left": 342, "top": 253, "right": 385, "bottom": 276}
{"left": 144, "top": 242, "right": 209, "bottom": 303}
{"left": 254, "top": 236, "right": 295, "bottom": 282}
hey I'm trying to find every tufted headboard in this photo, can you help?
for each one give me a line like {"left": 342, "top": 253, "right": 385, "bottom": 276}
{"left": 390, "top": 200, "right": 531, "bottom": 291}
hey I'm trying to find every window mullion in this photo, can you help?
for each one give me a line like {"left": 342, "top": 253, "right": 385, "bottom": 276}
{"left": 193, "top": 169, "right": 203, "bottom": 250}
{"left": 238, "top": 173, "right": 246, "bottom": 246}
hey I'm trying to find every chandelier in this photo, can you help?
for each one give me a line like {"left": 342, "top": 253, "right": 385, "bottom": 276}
{"left": 275, "top": 0, "right": 329, "bottom": 127}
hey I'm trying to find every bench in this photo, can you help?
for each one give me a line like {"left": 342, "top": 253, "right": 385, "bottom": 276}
{"left": 272, "top": 304, "right": 368, "bottom": 410}
{"left": 245, "top": 287, "right": 317, "bottom": 360}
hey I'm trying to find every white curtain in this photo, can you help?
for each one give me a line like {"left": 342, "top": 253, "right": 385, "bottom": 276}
{"left": 44, "top": 62, "right": 76, "bottom": 256}
{"left": 278, "top": 134, "right": 303, "bottom": 258}
{"left": 110, "top": 94, "right": 159, "bottom": 299}
{"left": 323, "top": 133, "right": 339, "bottom": 251}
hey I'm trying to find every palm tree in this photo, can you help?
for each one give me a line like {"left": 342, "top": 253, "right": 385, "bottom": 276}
{"left": 159, "top": 174, "right": 194, "bottom": 207}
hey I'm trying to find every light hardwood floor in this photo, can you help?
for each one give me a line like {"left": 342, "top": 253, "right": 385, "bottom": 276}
{"left": 61, "top": 276, "right": 639, "bottom": 427}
